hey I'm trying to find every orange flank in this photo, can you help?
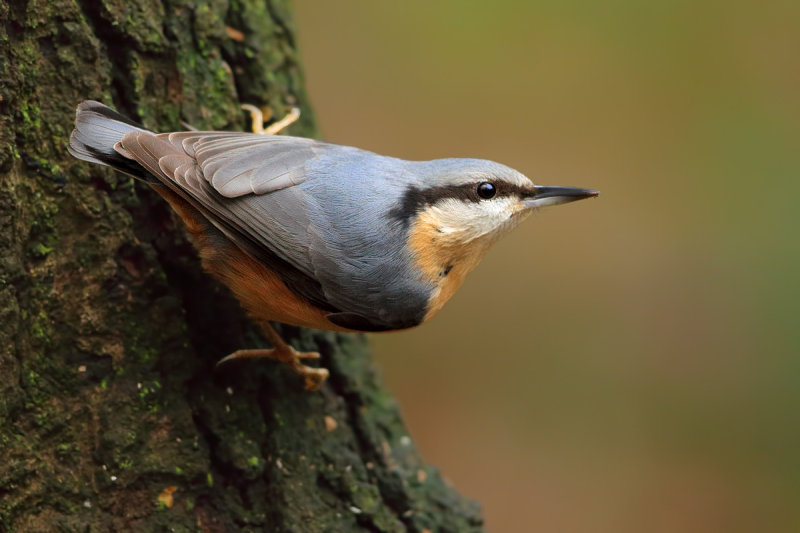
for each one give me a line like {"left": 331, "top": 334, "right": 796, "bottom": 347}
{"left": 150, "top": 185, "right": 351, "bottom": 332}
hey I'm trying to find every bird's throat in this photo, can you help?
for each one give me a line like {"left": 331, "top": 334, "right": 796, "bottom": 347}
{"left": 406, "top": 211, "right": 496, "bottom": 321}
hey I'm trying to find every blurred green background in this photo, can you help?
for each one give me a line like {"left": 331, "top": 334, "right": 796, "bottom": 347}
{"left": 292, "top": 1, "right": 800, "bottom": 531}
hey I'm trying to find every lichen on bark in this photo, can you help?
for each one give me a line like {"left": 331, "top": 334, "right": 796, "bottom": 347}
{"left": 0, "top": 1, "right": 484, "bottom": 531}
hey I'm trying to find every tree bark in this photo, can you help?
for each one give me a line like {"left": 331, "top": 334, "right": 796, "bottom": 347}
{"left": 0, "top": 1, "right": 484, "bottom": 531}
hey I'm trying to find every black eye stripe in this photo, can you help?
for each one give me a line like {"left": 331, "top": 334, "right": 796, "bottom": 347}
{"left": 389, "top": 181, "right": 536, "bottom": 226}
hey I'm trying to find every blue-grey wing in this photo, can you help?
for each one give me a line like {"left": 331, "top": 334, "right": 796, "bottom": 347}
{"left": 117, "top": 130, "right": 430, "bottom": 330}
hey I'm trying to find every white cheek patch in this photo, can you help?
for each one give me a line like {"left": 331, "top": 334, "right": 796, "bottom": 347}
{"left": 429, "top": 197, "right": 521, "bottom": 241}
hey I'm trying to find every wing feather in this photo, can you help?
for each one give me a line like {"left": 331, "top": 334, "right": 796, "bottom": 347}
{"left": 187, "top": 134, "right": 321, "bottom": 198}
{"left": 116, "top": 130, "right": 341, "bottom": 314}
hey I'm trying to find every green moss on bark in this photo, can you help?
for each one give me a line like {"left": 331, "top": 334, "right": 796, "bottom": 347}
{"left": 0, "top": 0, "right": 484, "bottom": 531}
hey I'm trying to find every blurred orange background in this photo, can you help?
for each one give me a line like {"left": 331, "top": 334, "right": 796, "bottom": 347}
{"left": 292, "top": 2, "right": 800, "bottom": 531}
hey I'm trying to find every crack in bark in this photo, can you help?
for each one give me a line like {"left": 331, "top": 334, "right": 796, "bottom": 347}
{"left": 74, "top": 0, "right": 139, "bottom": 118}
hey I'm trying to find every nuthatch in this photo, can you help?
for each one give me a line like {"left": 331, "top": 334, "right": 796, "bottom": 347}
{"left": 69, "top": 101, "right": 598, "bottom": 390}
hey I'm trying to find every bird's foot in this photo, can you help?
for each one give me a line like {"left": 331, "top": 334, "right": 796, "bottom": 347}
{"left": 241, "top": 104, "right": 301, "bottom": 135}
{"left": 216, "top": 346, "right": 329, "bottom": 391}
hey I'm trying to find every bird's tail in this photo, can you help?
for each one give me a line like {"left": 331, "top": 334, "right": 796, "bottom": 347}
{"left": 68, "top": 100, "right": 155, "bottom": 181}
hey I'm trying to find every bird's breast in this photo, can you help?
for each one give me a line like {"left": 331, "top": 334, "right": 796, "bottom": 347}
{"left": 406, "top": 210, "right": 496, "bottom": 321}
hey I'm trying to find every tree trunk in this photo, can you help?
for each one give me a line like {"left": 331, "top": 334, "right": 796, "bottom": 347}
{"left": 0, "top": 1, "right": 484, "bottom": 531}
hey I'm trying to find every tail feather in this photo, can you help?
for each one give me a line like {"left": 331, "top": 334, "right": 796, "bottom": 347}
{"left": 68, "top": 100, "right": 154, "bottom": 181}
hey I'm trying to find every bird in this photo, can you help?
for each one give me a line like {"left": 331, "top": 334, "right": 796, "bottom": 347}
{"left": 68, "top": 100, "right": 598, "bottom": 390}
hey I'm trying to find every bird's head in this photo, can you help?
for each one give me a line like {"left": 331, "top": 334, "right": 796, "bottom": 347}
{"left": 393, "top": 158, "right": 597, "bottom": 246}
{"left": 391, "top": 158, "right": 598, "bottom": 319}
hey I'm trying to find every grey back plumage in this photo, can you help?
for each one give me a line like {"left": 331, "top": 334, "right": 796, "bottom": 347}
{"left": 300, "top": 150, "right": 434, "bottom": 328}
{"left": 69, "top": 101, "right": 437, "bottom": 330}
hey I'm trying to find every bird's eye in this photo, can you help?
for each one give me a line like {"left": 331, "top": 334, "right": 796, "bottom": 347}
{"left": 477, "top": 181, "right": 496, "bottom": 199}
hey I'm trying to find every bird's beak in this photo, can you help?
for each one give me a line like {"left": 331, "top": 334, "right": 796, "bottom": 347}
{"left": 522, "top": 186, "right": 600, "bottom": 209}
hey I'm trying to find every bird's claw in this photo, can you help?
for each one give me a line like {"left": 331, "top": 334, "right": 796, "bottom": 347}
{"left": 216, "top": 346, "right": 328, "bottom": 390}
{"left": 241, "top": 104, "right": 300, "bottom": 135}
